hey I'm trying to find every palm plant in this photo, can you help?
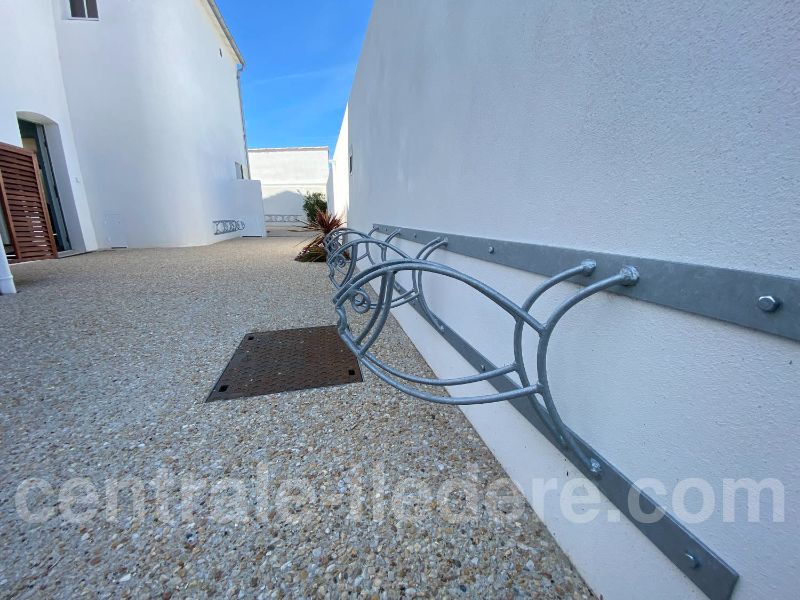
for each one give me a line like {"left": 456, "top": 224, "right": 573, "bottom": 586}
{"left": 295, "top": 209, "right": 344, "bottom": 262}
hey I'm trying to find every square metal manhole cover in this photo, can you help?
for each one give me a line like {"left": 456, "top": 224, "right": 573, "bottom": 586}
{"left": 206, "top": 326, "right": 363, "bottom": 402}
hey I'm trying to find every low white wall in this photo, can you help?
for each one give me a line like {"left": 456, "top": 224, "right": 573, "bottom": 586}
{"left": 344, "top": 2, "right": 799, "bottom": 599}
{"left": 233, "top": 179, "right": 266, "bottom": 238}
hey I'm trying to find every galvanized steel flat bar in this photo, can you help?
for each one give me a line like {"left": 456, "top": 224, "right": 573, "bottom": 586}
{"left": 373, "top": 223, "right": 800, "bottom": 343}
{"left": 402, "top": 288, "right": 739, "bottom": 600}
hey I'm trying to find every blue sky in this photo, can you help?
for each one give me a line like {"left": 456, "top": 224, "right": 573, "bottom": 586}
{"left": 216, "top": 0, "right": 373, "bottom": 154}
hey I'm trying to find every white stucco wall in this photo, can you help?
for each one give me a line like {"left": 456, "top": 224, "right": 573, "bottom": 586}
{"left": 344, "top": 2, "right": 799, "bottom": 599}
{"left": 53, "top": 0, "right": 253, "bottom": 247}
{"left": 1, "top": 0, "right": 257, "bottom": 292}
{"left": 329, "top": 105, "right": 350, "bottom": 221}
{"left": 249, "top": 147, "right": 329, "bottom": 225}
{"left": 233, "top": 179, "right": 266, "bottom": 238}
{"left": 0, "top": 0, "right": 98, "bottom": 269}
{"left": 325, "top": 168, "right": 334, "bottom": 223}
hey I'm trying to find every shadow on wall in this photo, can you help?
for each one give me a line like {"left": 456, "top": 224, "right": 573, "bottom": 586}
{"left": 263, "top": 190, "right": 306, "bottom": 222}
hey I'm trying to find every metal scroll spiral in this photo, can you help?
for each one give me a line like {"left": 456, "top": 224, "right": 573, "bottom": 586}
{"left": 323, "top": 226, "right": 639, "bottom": 477}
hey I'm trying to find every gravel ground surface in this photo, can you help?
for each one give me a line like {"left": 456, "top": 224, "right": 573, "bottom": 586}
{"left": 0, "top": 238, "right": 593, "bottom": 599}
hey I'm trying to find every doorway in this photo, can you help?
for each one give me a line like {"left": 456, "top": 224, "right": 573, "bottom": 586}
{"left": 18, "top": 119, "right": 71, "bottom": 252}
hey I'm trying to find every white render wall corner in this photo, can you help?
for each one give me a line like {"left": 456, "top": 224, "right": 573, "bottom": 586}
{"left": 329, "top": 105, "right": 350, "bottom": 221}
{"left": 344, "top": 1, "right": 799, "bottom": 599}
{"left": 325, "top": 167, "right": 334, "bottom": 221}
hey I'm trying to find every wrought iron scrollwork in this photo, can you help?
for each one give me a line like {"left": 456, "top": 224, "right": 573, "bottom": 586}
{"left": 324, "top": 226, "right": 638, "bottom": 476}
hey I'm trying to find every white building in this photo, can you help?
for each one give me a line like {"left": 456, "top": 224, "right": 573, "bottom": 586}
{"left": 332, "top": 2, "right": 799, "bottom": 599}
{"left": 248, "top": 147, "right": 329, "bottom": 227}
{"left": 0, "top": 0, "right": 263, "bottom": 294}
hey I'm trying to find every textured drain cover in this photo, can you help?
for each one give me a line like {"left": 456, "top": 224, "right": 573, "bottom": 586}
{"left": 207, "top": 326, "right": 363, "bottom": 402}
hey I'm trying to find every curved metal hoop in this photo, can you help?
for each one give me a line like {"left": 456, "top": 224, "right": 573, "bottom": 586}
{"left": 213, "top": 219, "right": 246, "bottom": 235}
{"left": 324, "top": 227, "right": 639, "bottom": 475}
{"left": 320, "top": 226, "right": 743, "bottom": 598}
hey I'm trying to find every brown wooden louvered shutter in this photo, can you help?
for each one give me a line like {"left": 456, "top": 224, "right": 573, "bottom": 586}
{"left": 0, "top": 141, "right": 58, "bottom": 263}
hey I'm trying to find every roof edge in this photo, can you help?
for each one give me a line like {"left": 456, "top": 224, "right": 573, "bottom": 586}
{"left": 204, "top": 0, "right": 245, "bottom": 66}
{"left": 249, "top": 146, "right": 330, "bottom": 153}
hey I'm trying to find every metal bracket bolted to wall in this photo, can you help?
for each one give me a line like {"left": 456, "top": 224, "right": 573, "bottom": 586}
{"left": 323, "top": 225, "right": 741, "bottom": 600}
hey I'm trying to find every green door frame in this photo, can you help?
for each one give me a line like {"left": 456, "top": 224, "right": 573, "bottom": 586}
{"left": 18, "top": 119, "right": 71, "bottom": 252}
